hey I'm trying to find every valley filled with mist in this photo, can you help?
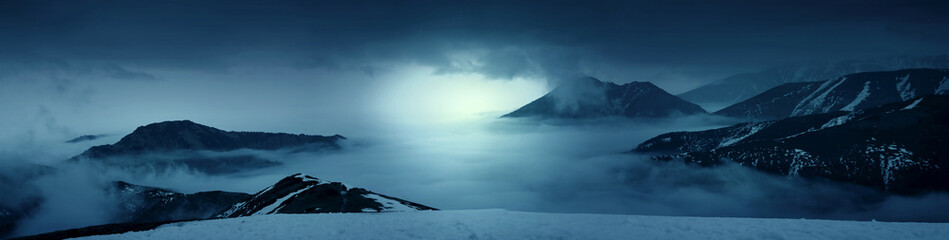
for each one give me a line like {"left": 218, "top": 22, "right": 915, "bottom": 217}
{"left": 5, "top": 114, "right": 948, "bottom": 237}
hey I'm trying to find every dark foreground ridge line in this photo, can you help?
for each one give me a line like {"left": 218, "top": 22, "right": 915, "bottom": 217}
{"left": 10, "top": 218, "right": 199, "bottom": 240}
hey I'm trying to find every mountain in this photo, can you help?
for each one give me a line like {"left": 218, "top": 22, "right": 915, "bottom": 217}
{"left": 502, "top": 77, "right": 707, "bottom": 119}
{"left": 2, "top": 178, "right": 248, "bottom": 239}
{"left": 218, "top": 173, "right": 436, "bottom": 217}
{"left": 77, "top": 120, "right": 344, "bottom": 156}
{"left": 634, "top": 95, "right": 949, "bottom": 194}
{"left": 714, "top": 69, "right": 949, "bottom": 120}
{"left": 4, "top": 173, "right": 434, "bottom": 239}
{"left": 110, "top": 181, "right": 251, "bottom": 224}
{"left": 678, "top": 55, "right": 949, "bottom": 108}
{"left": 71, "top": 120, "right": 346, "bottom": 174}
{"left": 17, "top": 210, "right": 948, "bottom": 240}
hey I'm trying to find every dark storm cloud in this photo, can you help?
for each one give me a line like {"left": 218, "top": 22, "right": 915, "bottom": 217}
{"left": 2, "top": 0, "right": 948, "bottom": 87}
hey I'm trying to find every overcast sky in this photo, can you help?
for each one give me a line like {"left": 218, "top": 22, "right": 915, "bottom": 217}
{"left": 2, "top": 0, "right": 949, "bottom": 143}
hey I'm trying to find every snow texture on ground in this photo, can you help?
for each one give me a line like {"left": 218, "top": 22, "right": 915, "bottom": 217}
{"left": 75, "top": 210, "right": 949, "bottom": 240}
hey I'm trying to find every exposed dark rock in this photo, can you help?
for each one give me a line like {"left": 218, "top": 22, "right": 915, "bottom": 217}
{"left": 109, "top": 181, "right": 250, "bottom": 224}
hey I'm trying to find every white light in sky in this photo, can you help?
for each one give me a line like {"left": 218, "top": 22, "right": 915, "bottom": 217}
{"left": 375, "top": 65, "right": 548, "bottom": 124}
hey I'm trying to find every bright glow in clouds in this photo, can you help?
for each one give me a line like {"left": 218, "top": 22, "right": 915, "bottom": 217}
{"left": 375, "top": 65, "right": 548, "bottom": 123}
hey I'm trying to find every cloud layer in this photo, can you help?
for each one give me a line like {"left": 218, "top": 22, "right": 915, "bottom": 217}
{"left": 7, "top": 117, "right": 949, "bottom": 236}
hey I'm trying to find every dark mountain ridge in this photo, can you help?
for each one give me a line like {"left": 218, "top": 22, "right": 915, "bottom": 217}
{"left": 10, "top": 173, "right": 436, "bottom": 239}
{"left": 635, "top": 95, "right": 949, "bottom": 194}
{"left": 110, "top": 181, "right": 251, "bottom": 224}
{"left": 679, "top": 55, "right": 949, "bottom": 107}
{"left": 714, "top": 69, "right": 949, "bottom": 120}
{"left": 219, "top": 173, "right": 436, "bottom": 218}
{"left": 502, "top": 77, "right": 707, "bottom": 119}
{"left": 76, "top": 120, "right": 345, "bottom": 158}
{"left": 70, "top": 120, "right": 346, "bottom": 174}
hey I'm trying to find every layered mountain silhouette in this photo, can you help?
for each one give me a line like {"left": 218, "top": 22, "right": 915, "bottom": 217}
{"left": 110, "top": 181, "right": 251, "bottom": 224}
{"left": 635, "top": 95, "right": 949, "bottom": 194}
{"left": 70, "top": 120, "right": 345, "bottom": 174}
{"left": 714, "top": 69, "right": 949, "bottom": 120}
{"left": 502, "top": 77, "right": 707, "bottom": 119}
{"left": 219, "top": 173, "right": 436, "bottom": 217}
{"left": 679, "top": 55, "right": 949, "bottom": 107}
{"left": 10, "top": 174, "right": 436, "bottom": 239}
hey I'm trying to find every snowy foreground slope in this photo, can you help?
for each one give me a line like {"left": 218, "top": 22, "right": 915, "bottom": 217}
{"left": 76, "top": 210, "right": 948, "bottom": 240}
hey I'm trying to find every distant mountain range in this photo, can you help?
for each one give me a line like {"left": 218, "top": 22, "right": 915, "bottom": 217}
{"left": 635, "top": 95, "right": 949, "bottom": 194}
{"left": 71, "top": 120, "right": 346, "bottom": 174}
{"left": 502, "top": 77, "right": 706, "bottom": 119}
{"left": 713, "top": 69, "right": 949, "bottom": 121}
{"left": 679, "top": 55, "right": 949, "bottom": 108}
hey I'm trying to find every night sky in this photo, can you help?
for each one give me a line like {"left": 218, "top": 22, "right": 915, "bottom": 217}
{"left": 3, "top": 0, "right": 949, "bottom": 139}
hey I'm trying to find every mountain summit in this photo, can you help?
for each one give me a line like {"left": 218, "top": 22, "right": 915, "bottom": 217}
{"left": 218, "top": 173, "right": 436, "bottom": 217}
{"left": 502, "top": 77, "right": 707, "bottom": 119}
{"left": 71, "top": 120, "right": 345, "bottom": 174}
{"left": 78, "top": 120, "right": 344, "bottom": 158}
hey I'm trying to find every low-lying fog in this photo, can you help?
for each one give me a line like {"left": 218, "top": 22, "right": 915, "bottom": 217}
{"left": 4, "top": 115, "right": 949, "bottom": 236}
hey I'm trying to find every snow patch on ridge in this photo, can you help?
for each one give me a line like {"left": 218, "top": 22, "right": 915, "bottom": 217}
{"left": 864, "top": 141, "right": 930, "bottom": 191}
{"left": 820, "top": 113, "right": 855, "bottom": 129}
{"left": 255, "top": 186, "right": 314, "bottom": 215}
{"left": 938, "top": 76, "right": 949, "bottom": 95}
{"left": 792, "top": 77, "right": 847, "bottom": 116}
{"left": 902, "top": 98, "right": 924, "bottom": 110}
{"left": 896, "top": 74, "right": 914, "bottom": 101}
{"left": 788, "top": 149, "right": 817, "bottom": 176}
{"left": 718, "top": 122, "right": 772, "bottom": 148}
{"left": 840, "top": 81, "right": 870, "bottom": 111}
{"left": 362, "top": 194, "right": 426, "bottom": 212}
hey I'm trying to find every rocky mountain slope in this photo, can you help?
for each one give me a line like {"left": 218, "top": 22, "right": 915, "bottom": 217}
{"left": 502, "top": 77, "right": 706, "bottom": 119}
{"left": 110, "top": 181, "right": 251, "bottom": 224}
{"left": 5, "top": 173, "right": 435, "bottom": 238}
{"left": 714, "top": 69, "right": 949, "bottom": 120}
{"left": 635, "top": 95, "right": 949, "bottom": 194}
{"left": 218, "top": 173, "right": 436, "bottom": 217}
{"left": 679, "top": 55, "right": 949, "bottom": 108}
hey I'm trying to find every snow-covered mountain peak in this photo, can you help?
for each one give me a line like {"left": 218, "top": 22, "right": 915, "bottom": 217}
{"left": 217, "top": 174, "right": 436, "bottom": 218}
